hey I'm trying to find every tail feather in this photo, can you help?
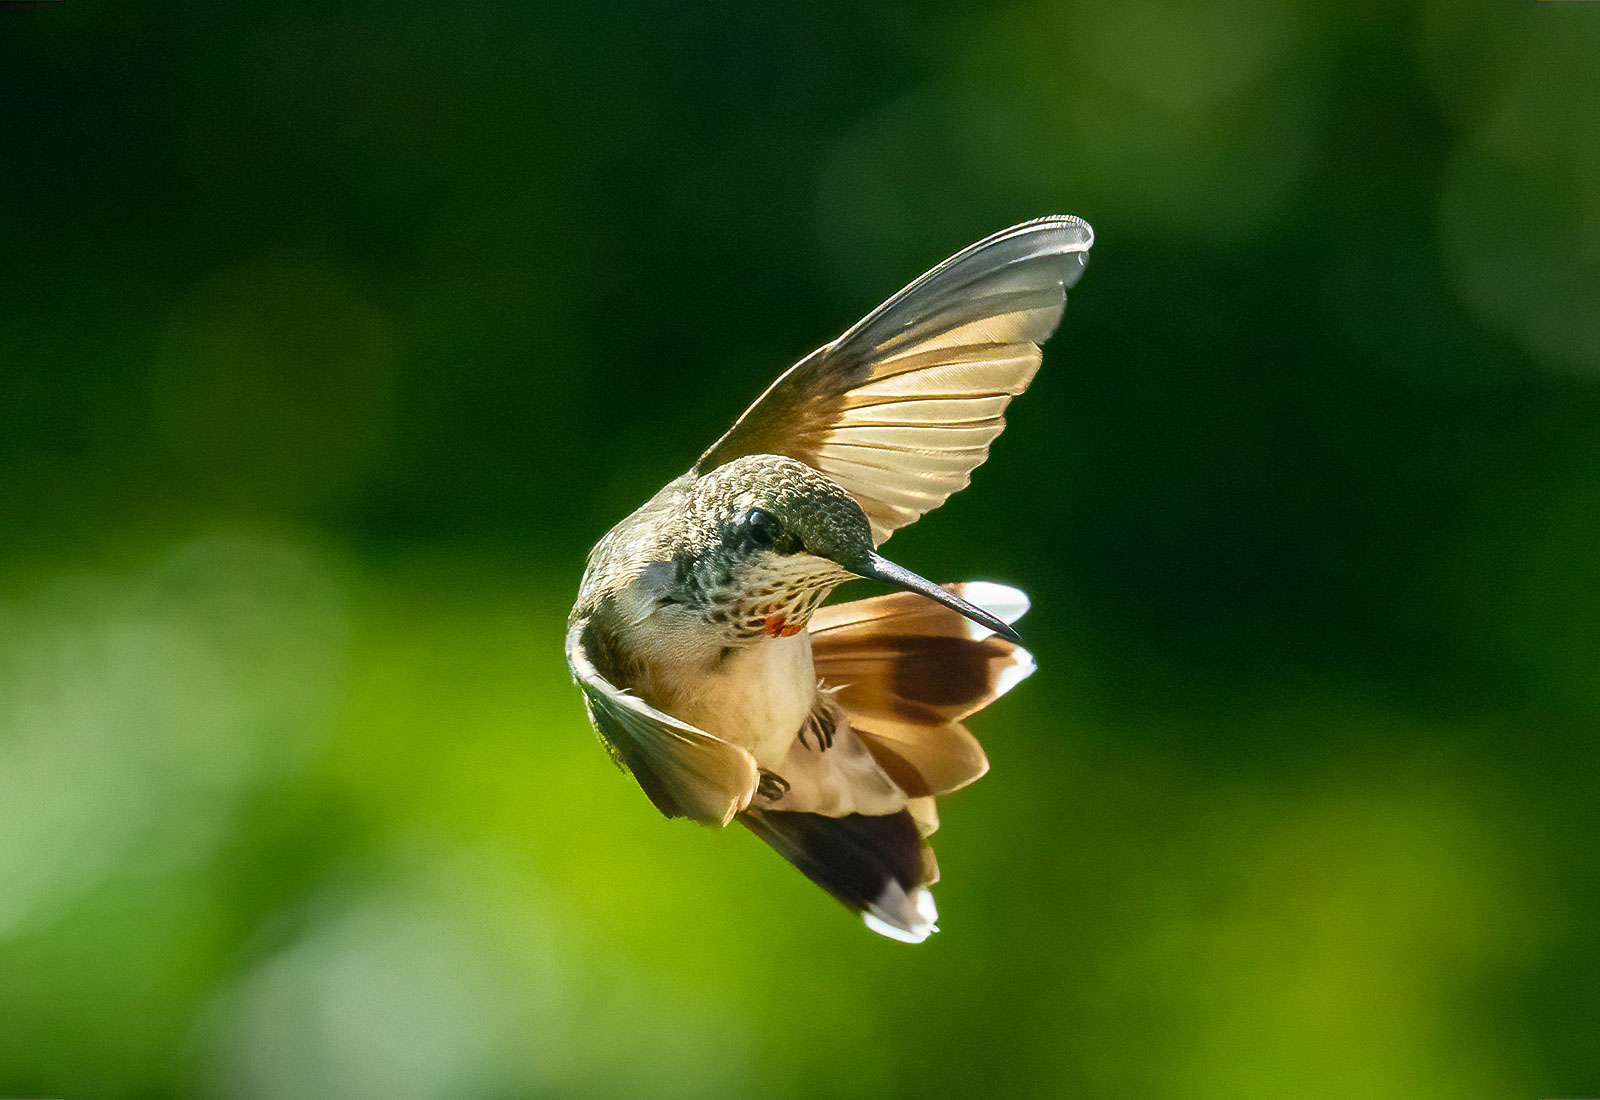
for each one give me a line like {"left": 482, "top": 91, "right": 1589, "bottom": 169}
{"left": 740, "top": 583, "right": 1030, "bottom": 942}
{"left": 740, "top": 808, "right": 937, "bottom": 943}
{"left": 810, "top": 583, "right": 1033, "bottom": 798}
{"left": 851, "top": 716, "right": 987, "bottom": 798}
{"left": 808, "top": 581, "right": 1030, "bottom": 637}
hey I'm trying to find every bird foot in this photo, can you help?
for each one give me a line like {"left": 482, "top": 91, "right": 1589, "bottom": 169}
{"left": 798, "top": 707, "right": 836, "bottom": 752}
{"left": 757, "top": 769, "right": 789, "bottom": 802}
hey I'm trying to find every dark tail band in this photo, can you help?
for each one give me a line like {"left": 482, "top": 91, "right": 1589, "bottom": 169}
{"left": 740, "top": 808, "right": 937, "bottom": 942}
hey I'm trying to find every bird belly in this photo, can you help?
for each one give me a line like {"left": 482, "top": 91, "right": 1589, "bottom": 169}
{"left": 626, "top": 615, "right": 907, "bottom": 817}
{"left": 665, "top": 632, "right": 816, "bottom": 770}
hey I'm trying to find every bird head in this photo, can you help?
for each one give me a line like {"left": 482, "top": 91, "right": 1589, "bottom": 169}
{"left": 692, "top": 455, "right": 1021, "bottom": 642}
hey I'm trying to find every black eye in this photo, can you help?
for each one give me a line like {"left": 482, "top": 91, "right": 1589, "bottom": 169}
{"left": 740, "top": 508, "right": 780, "bottom": 547}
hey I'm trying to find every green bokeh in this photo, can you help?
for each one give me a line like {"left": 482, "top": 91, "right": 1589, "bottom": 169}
{"left": 3, "top": 1, "right": 1598, "bottom": 1096}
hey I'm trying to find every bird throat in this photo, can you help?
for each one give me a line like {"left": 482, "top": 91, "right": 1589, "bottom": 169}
{"left": 690, "top": 551, "right": 852, "bottom": 644}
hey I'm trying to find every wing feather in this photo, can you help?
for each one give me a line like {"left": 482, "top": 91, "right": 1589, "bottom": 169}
{"left": 695, "top": 216, "right": 1093, "bottom": 544}
{"left": 566, "top": 622, "right": 759, "bottom": 827}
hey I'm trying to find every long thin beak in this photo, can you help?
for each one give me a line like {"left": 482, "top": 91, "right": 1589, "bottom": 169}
{"left": 855, "top": 552, "right": 1024, "bottom": 644}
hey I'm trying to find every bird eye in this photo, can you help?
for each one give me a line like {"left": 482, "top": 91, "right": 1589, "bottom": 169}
{"left": 740, "top": 508, "right": 780, "bottom": 547}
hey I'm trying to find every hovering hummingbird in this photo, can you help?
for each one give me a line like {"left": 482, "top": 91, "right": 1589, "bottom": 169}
{"left": 567, "top": 216, "right": 1093, "bottom": 942}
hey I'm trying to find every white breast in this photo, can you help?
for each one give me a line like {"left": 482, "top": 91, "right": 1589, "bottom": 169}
{"left": 662, "top": 632, "right": 816, "bottom": 770}
{"left": 609, "top": 564, "right": 818, "bottom": 769}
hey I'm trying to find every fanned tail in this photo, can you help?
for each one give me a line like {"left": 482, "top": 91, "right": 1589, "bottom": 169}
{"left": 810, "top": 582, "right": 1034, "bottom": 804}
{"left": 741, "top": 583, "right": 1033, "bottom": 941}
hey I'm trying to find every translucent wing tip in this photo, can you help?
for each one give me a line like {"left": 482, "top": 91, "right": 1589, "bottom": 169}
{"left": 1002, "top": 214, "right": 1093, "bottom": 289}
{"left": 1008, "top": 213, "right": 1094, "bottom": 246}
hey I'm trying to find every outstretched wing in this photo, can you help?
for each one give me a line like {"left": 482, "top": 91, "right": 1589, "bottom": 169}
{"left": 566, "top": 622, "right": 759, "bottom": 827}
{"left": 695, "top": 216, "right": 1093, "bottom": 545}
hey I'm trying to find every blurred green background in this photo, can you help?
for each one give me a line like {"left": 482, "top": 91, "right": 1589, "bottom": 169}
{"left": 3, "top": 0, "right": 1599, "bottom": 1096}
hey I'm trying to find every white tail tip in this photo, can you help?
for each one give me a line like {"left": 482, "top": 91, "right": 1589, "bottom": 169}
{"left": 862, "top": 887, "right": 940, "bottom": 944}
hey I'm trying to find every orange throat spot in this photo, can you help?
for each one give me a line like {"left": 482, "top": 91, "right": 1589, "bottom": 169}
{"left": 764, "top": 614, "right": 802, "bottom": 638}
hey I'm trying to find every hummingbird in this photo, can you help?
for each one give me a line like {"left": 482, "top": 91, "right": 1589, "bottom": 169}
{"left": 567, "top": 216, "right": 1093, "bottom": 942}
